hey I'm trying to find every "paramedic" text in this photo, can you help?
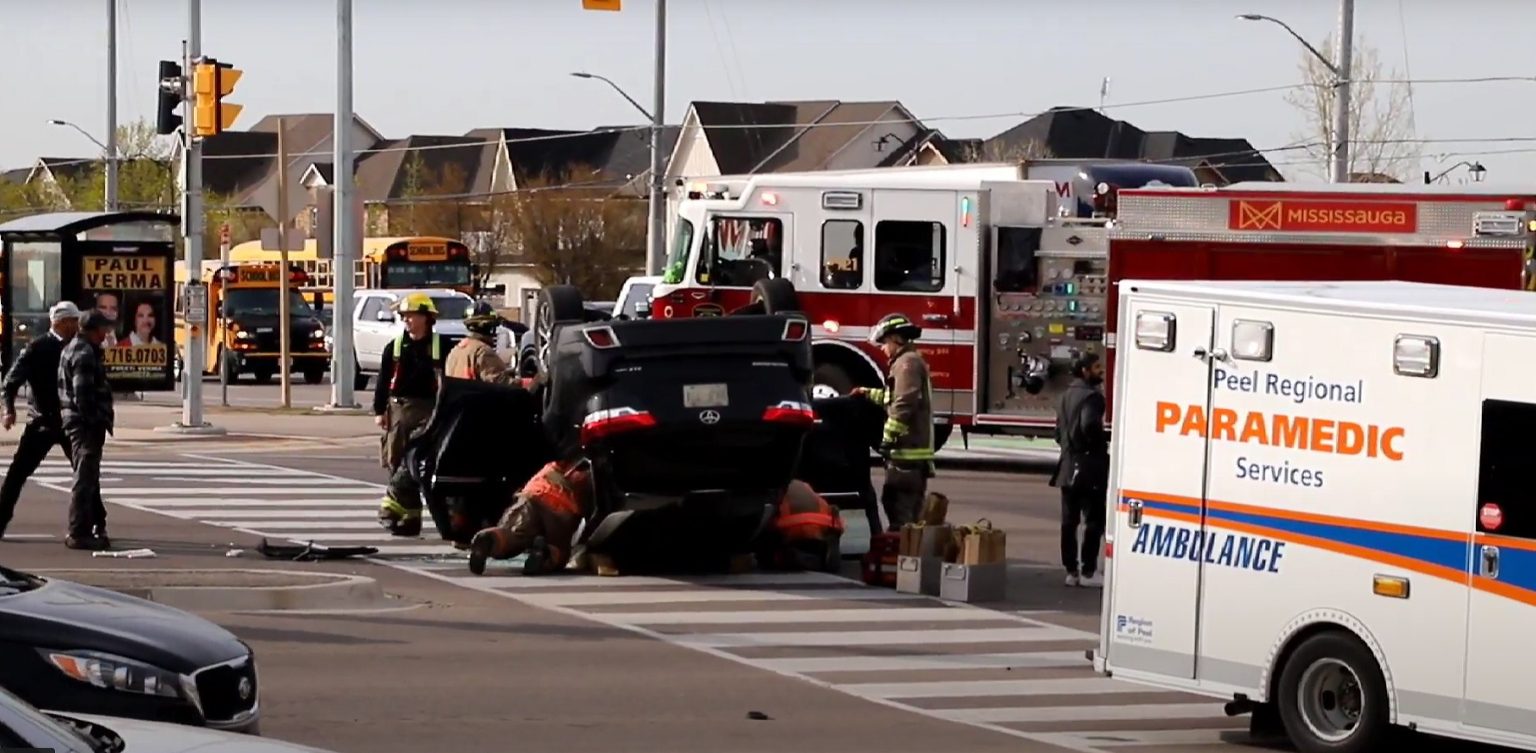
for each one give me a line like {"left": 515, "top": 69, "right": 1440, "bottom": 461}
{"left": 1213, "top": 368, "right": 1363, "bottom": 406}
{"left": 1129, "top": 523, "right": 1286, "bottom": 573}
{"left": 1154, "top": 402, "right": 1404, "bottom": 461}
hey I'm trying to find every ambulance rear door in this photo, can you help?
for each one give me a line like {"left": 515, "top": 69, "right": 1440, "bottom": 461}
{"left": 1104, "top": 289, "right": 1218, "bottom": 681}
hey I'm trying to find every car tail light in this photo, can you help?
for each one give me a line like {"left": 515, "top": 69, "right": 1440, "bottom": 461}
{"left": 762, "top": 400, "right": 815, "bottom": 426}
{"left": 584, "top": 326, "right": 619, "bottom": 349}
{"left": 782, "top": 318, "right": 808, "bottom": 341}
{"left": 581, "top": 407, "right": 656, "bottom": 444}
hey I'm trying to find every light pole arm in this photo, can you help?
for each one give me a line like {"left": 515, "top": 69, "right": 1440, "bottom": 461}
{"left": 571, "top": 72, "right": 653, "bottom": 121}
{"left": 49, "top": 120, "right": 110, "bottom": 154}
{"left": 1239, "top": 14, "right": 1340, "bottom": 77}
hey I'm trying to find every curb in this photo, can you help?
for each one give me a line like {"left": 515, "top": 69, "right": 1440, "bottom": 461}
{"left": 33, "top": 568, "right": 387, "bottom": 612}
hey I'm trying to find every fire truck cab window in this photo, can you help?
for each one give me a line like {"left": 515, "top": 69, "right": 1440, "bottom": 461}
{"left": 698, "top": 216, "right": 782, "bottom": 288}
{"left": 993, "top": 226, "right": 1042, "bottom": 293}
{"left": 874, "top": 220, "right": 946, "bottom": 293}
{"left": 820, "top": 220, "right": 864, "bottom": 290}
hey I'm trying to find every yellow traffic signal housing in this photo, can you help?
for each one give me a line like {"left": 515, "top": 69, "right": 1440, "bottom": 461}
{"left": 583, "top": 0, "right": 621, "bottom": 9}
{"left": 192, "top": 59, "right": 243, "bottom": 138}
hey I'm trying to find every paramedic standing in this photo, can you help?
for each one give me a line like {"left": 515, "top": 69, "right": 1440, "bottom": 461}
{"left": 853, "top": 313, "right": 935, "bottom": 530}
{"left": 1050, "top": 351, "right": 1108, "bottom": 588}
{"left": 58, "top": 311, "right": 115, "bottom": 551}
{"left": 375, "top": 293, "right": 449, "bottom": 537}
{"left": 445, "top": 301, "right": 515, "bottom": 384}
{"left": 0, "top": 302, "right": 97, "bottom": 541}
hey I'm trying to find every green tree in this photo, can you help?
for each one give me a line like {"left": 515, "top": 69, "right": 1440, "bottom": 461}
{"left": 56, "top": 119, "right": 180, "bottom": 211}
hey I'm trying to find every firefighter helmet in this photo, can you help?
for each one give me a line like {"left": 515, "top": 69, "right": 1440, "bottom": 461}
{"left": 396, "top": 292, "right": 438, "bottom": 316}
{"left": 868, "top": 313, "right": 921, "bottom": 344}
{"left": 464, "top": 300, "right": 500, "bottom": 335}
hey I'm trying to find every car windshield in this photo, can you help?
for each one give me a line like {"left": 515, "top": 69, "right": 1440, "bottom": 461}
{"left": 430, "top": 296, "right": 472, "bottom": 320}
{"left": 0, "top": 684, "right": 97, "bottom": 752}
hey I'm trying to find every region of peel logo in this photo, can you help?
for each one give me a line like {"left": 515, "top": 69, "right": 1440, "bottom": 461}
{"left": 1115, "top": 614, "right": 1154, "bottom": 644}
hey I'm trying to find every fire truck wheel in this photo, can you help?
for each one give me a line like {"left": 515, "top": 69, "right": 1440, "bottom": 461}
{"left": 811, "top": 363, "right": 857, "bottom": 398}
{"left": 751, "top": 278, "right": 799, "bottom": 314}
{"left": 1276, "top": 630, "right": 1390, "bottom": 753}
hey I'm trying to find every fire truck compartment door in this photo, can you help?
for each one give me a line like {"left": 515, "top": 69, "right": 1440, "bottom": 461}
{"left": 871, "top": 188, "right": 959, "bottom": 418}
{"left": 1106, "top": 298, "right": 1217, "bottom": 681}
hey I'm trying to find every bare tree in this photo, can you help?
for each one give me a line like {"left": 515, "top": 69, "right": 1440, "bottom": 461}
{"left": 959, "top": 138, "right": 1054, "bottom": 164}
{"left": 1282, "top": 35, "right": 1420, "bottom": 182}
{"left": 492, "top": 169, "right": 644, "bottom": 298}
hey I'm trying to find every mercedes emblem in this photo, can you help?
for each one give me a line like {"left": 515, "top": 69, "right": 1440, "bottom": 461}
{"left": 699, "top": 409, "right": 721, "bottom": 424}
{"left": 238, "top": 677, "right": 253, "bottom": 700}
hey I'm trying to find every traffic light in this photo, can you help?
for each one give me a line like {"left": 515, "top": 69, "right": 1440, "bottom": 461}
{"left": 155, "top": 60, "right": 183, "bottom": 135}
{"left": 192, "top": 58, "right": 243, "bottom": 138}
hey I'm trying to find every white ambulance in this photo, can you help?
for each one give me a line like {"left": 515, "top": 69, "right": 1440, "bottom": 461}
{"left": 1095, "top": 278, "right": 1536, "bottom": 753}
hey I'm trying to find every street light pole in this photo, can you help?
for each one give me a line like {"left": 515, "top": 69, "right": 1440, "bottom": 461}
{"left": 648, "top": 0, "right": 668, "bottom": 276}
{"left": 1238, "top": 4, "right": 1354, "bottom": 183}
{"left": 326, "top": 0, "right": 360, "bottom": 411}
{"left": 105, "top": 0, "right": 119, "bottom": 211}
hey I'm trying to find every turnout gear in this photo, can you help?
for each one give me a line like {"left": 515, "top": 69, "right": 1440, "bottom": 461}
{"left": 761, "top": 481, "right": 845, "bottom": 571}
{"left": 468, "top": 459, "right": 594, "bottom": 575}
{"left": 446, "top": 329, "right": 513, "bottom": 384}
{"left": 375, "top": 329, "right": 448, "bottom": 537}
{"left": 861, "top": 316, "right": 935, "bottom": 531}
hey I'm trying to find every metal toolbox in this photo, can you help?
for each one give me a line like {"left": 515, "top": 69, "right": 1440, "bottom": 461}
{"left": 938, "top": 562, "right": 1007, "bottom": 603}
{"left": 895, "top": 555, "right": 942, "bottom": 595}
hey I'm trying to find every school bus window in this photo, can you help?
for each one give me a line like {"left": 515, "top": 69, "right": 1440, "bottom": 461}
{"left": 821, "top": 220, "right": 863, "bottom": 290}
{"left": 875, "top": 220, "right": 945, "bottom": 293}
{"left": 1475, "top": 398, "right": 1536, "bottom": 540}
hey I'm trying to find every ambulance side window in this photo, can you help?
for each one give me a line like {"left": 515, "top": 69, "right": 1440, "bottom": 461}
{"left": 874, "top": 220, "right": 946, "bottom": 293}
{"left": 1475, "top": 398, "right": 1536, "bottom": 540}
{"left": 820, "top": 220, "right": 864, "bottom": 290}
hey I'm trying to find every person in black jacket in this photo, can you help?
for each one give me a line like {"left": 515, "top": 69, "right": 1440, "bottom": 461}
{"left": 58, "top": 310, "right": 116, "bottom": 551}
{"left": 0, "top": 302, "right": 97, "bottom": 540}
{"left": 1049, "top": 351, "right": 1109, "bottom": 588}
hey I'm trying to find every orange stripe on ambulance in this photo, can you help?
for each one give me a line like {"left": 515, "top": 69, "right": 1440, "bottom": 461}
{"left": 1153, "top": 401, "right": 1405, "bottom": 461}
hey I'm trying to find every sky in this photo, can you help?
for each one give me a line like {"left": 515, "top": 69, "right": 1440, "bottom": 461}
{"left": 3, "top": 0, "right": 1530, "bottom": 184}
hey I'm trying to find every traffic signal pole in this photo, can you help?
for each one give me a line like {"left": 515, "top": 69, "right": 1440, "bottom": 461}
{"left": 321, "top": 0, "right": 362, "bottom": 413}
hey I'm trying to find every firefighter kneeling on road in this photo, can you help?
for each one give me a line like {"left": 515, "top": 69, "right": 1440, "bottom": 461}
{"left": 759, "top": 480, "right": 845, "bottom": 572}
{"left": 467, "top": 456, "right": 594, "bottom": 576}
{"left": 376, "top": 293, "right": 449, "bottom": 537}
{"left": 852, "top": 313, "right": 935, "bottom": 531}
{"left": 447, "top": 301, "right": 517, "bottom": 384}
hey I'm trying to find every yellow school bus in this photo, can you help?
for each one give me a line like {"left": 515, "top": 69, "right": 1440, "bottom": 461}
{"left": 173, "top": 263, "right": 330, "bottom": 384}
{"left": 225, "top": 236, "right": 476, "bottom": 296}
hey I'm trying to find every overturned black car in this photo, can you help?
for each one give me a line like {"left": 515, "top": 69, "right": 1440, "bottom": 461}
{"left": 406, "top": 284, "right": 839, "bottom": 569}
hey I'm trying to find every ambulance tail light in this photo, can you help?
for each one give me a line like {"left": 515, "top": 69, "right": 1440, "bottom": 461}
{"left": 762, "top": 400, "right": 816, "bottom": 427}
{"left": 583, "top": 326, "right": 620, "bottom": 349}
{"left": 580, "top": 407, "right": 657, "bottom": 444}
{"left": 782, "top": 318, "right": 808, "bottom": 341}
{"left": 1104, "top": 540, "right": 1114, "bottom": 559}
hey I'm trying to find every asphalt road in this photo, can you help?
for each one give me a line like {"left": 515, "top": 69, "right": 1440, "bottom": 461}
{"left": 0, "top": 441, "right": 1506, "bottom": 753}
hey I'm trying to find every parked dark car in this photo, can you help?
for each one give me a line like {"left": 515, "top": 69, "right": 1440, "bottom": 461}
{"left": 0, "top": 564, "right": 260, "bottom": 735}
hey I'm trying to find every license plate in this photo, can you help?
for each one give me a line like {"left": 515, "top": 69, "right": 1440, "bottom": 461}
{"left": 683, "top": 383, "right": 728, "bottom": 408}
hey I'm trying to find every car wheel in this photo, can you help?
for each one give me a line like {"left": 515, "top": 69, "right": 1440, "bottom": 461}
{"left": 1276, "top": 631, "right": 1390, "bottom": 753}
{"left": 536, "top": 285, "right": 585, "bottom": 373}
{"left": 751, "top": 278, "right": 799, "bottom": 314}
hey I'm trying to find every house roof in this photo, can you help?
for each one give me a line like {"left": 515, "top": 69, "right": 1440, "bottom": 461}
{"left": 36, "top": 157, "right": 97, "bottom": 184}
{"left": 354, "top": 135, "right": 489, "bottom": 202}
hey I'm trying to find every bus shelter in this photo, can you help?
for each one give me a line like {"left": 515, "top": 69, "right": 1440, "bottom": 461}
{"left": 0, "top": 211, "right": 179, "bottom": 392}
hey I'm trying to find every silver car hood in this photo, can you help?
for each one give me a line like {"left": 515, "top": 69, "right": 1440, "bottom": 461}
{"left": 61, "top": 712, "right": 336, "bottom": 753}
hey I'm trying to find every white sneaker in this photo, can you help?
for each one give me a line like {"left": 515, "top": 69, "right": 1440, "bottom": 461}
{"left": 1080, "top": 574, "right": 1104, "bottom": 588}
{"left": 1065, "top": 573, "right": 1080, "bottom": 587}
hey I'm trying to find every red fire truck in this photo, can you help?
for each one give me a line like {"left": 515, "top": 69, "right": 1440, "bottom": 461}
{"left": 653, "top": 164, "right": 1536, "bottom": 447}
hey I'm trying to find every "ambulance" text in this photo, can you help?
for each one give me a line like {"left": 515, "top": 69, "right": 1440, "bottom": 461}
{"left": 1154, "top": 402, "right": 1404, "bottom": 461}
{"left": 1128, "top": 522, "right": 1286, "bottom": 573}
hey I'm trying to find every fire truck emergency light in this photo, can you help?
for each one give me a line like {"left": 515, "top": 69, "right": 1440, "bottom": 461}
{"left": 760, "top": 192, "right": 779, "bottom": 206}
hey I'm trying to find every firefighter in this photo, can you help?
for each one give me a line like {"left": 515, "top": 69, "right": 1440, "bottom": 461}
{"left": 759, "top": 480, "right": 845, "bottom": 571}
{"left": 466, "top": 457, "right": 593, "bottom": 576}
{"left": 445, "top": 301, "right": 515, "bottom": 384}
{"left": 375, "top": 293, "right": 450, "bottom": 537}
{"left": 852, "top": 313, "right": 935, "bottom": 531}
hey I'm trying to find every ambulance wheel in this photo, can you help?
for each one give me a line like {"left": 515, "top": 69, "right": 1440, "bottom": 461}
{"left": 1276, "top": 631, "right": 1389, "bottom": 753}
{"left": 751, "top": 278, "right": 799, "bottom": 314}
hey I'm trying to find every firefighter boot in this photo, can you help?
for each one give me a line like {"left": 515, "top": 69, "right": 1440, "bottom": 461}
{"left": 522, "top": 536, "right": 551, "bottom": 575}
{"left": 377, "top": 497, "right": 422, "bottom": 537}
{"left": 467, "top": 528, "right": 519, "bottom": 576}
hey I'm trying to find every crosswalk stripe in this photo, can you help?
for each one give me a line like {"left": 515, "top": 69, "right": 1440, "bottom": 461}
{"left": 832, "top": 678, "right": 1141, "bottom": 698}
{"left": 162, "top": 509, "right": 378, "bottom": 518}
{"left": 106, "top": 487, "right": 380, "bottom": 495}
{"left": 210, "top": 520, "right": 386, "bottom": 530}
{"left": 586, "top": 608, "right": 997, "bottom": 625}
{"left": 421, "top": 571, "right": 851, "bottom": 588}
{"left": 934, "top": 702, "right": 1233, "bottom": 724}
{"left": 674, "top": 628, "right": 1083, "bottom": 649}
{"left": 31, "top": 476, "right": 366, "bottom": 486}
{"left": 513, "top": 587, "right": 925, "bottom": 607}
{"left": 114, "top": 498, "right": 379, "bottom": 507}
{"left": 1027, "top": 728, "right": 1243, "bottom": 748}
{"left": 749, "top": 651, "right": 1088, "bottom": 674}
